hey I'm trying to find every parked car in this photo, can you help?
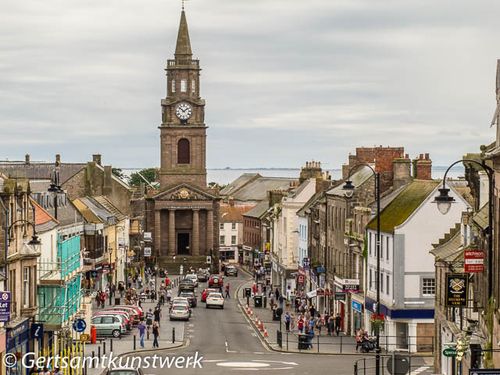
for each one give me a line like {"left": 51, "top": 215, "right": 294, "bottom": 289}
{"left": 91, "top": 315, "right": 126, "bottom": 338}
{"left": 197, "top": 270, "right": 209, "bottom": 282}
{"left": 110, "top": 306, "right": 141, "bottom": 324}
{"left": 93, "top": 310, "right": 132, "bottom": 330}
{"left": 201, "top": 288, "right": 220, "bottom": 302}
{"left": 206, "top": 292, "right": 224, "bottom": 309}
{"left": 169, "top": 304, "right": 191, "bottom": 321}
{"left": 105, "top": 367, "right": 144, "bottom": 375}
{"left": 208, "top": 275, "right": 223, "bottom": 288}
{"left": 116, "top": 304, "right": 143, "bottom": 320}
{"left": 224, "top": 265, "right": 238, "bottom": 277}
{"left": 179, "top": 291, "right": 197, "bottom": 307}
{"left": 184, "top": 274, "right": 199, "bottom": 287}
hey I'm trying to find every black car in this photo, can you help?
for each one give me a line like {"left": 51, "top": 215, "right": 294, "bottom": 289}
{"left": 224, "top": 265, "right": 238, "bottom": 277}
{"left": 197, "top": 270, "right": 209, "bottom": 282}
{"left": 179, "top": 291, "right": 197, "bottom": 307}
{"left": 179, "top": 278, "right": 196, "bottom": 290}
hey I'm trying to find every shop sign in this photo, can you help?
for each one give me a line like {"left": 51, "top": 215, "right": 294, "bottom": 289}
{"left": 297, "top": 275, "right": 305, "bottom": 284}
{"left": 443, "top": 347, "right": 457, "bottom": 357}
{"left": 335, "top": 292, "right": 346, "bottom": 301}
{"left": 316, "top": 266, "right": 326, "bottom": 274}
{"left": 143, "top": 232, "right": 152, "bottom": 241}
{"left": 352, "top": 300, "right": 363, "bottom": 313}
{"left": 446, "top": 273, "right": 468, "bottom": 307}
{"left": 464, "top": 250, "right": 485, "bottom": 273}
{"left": 0, "top": 292, "right": 11, "bottom": 322}
{"left": 7, "top": 320, "right": 29, "bottom": 340}
{"left": 335, "top": 276, "right": 360, "bottom": 293}
{"left": 144, "top": 247, "right": 152, "bottom": 257}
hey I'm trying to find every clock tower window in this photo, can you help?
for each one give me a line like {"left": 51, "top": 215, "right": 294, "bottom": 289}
{"left": 180, "top": 79, "right": 187, "bottom": 92}
{"left": 177, "top": 138, "right": 190, "bottom": 164}
{"left": 191, "top": 80, "right": 196, "bottom": 93}
{"left": 171, "top": 80, "right": 176, "bottom": 93}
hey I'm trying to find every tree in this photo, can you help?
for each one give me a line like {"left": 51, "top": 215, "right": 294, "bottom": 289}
{"left": 129, "top": 168, "right": 158, "bottom": 187}
{"left": 112, "top": 168, "right": 126, "bottom": 181}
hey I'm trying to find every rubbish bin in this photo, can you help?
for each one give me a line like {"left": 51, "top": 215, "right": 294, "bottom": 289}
{"left": 298, "top": 334, "right": 309, "bottom": 350}
{"left": 254, "top": 295, "right": 263, "bottom": 308}
{"left": 115, "top": 297, "right": 121, "bottom": 305}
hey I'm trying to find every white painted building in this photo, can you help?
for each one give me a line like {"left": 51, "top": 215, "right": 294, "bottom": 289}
{"left": 219, "top": 202, "right": 254, "bottom": 263}
{"left": 365, "top": 180, "right": 470, "bottom": 352}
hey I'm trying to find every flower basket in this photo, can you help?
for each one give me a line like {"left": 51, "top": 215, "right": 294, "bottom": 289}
{"left": 370, "top": 313, "right": 385, "bottom": 334}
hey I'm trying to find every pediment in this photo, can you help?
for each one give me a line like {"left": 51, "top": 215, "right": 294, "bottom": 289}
{"left": 153, "top": 183, "right": 217, "bottom": 202}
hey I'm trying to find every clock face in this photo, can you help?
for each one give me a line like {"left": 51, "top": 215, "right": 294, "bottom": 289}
{"left": 175, "top": 102, "right": 192, "bottom": 121}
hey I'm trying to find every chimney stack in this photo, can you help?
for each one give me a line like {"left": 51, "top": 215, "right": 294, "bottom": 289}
{"left": 393, "top": 156, "right": 412, "bottom": 190}
{"left": 92, "top": 154, "right": 102, "bottom": 166}
{"left": 25, "top": 154, "right": 30, "bottom": 165}
{"left": 55, "top": 154, "right": 61, "bottom": 166}
{"left": 413, "top": 154, "right": 432, "bottom": 180}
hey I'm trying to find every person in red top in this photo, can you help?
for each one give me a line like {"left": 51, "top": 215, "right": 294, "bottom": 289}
{"left": 297, "top": 316, "right": 305, "bottom": 333}
{"left": 165, "top": 277, "right": 171, "bottom": 287}
{"left": 252, "top": 282, "right": 257, "bottom": 296}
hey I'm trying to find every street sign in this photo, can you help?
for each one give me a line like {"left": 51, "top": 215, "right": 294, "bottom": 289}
{"left": 206, "top": 256, "right": 212, "bottom": 264}
{"left": 31, "top": 323, "right": 44, "bottom": 339}
{"left": 72, "top": 319, "right": 87, "bottom": 333}
{"left": 0, "top": 292, "right": 11, "bottom": 322}
{"left": 464, "top": 250, "right": 485, "bottom": 273}
{"left": 144, "top": 247, "right": 152, "bottom": 257}
{"left": 80, "top": 333, "right": 90, "bottom": 342}
{"left": 446, "top": 273, "right": 468, "bottom": 307}
{"left": 470, "top": 370, "right": 500, "bottom": 375}
{"left": 143, "top": 232, "right": 152, "bottom": 241}
{"left": 443, "top": 347, "right": 457, "bottom": 357}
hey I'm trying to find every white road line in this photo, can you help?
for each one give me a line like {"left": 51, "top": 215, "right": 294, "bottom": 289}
{"left": 411, "top": 366, "right": 430, "bottom": 374}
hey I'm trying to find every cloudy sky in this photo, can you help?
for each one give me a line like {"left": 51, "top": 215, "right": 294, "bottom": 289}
{"left": 0, "top": 0, "right": 498, "bottom": 169}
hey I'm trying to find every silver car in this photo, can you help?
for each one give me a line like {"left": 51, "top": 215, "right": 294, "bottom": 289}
{"left": 169, "top": 304, "right": 190, "bottom": 321}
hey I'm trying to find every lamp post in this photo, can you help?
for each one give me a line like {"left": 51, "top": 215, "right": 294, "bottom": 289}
{"left": 433, "top": 159, "right": 494, "bottom": 298}
{"left": 48, "top": 168, "right": 63, "bottom": 220}
{"left": 343, "top": 164, "right": 381, "bottom": 375}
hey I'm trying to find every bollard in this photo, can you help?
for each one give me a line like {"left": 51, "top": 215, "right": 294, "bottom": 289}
{"left": 286, "top": 331, "right": 289, "bottom": 351}
{"left": 354, "top": 363, "right": 357, "bottom": 375}
{"left": 97, "top": 345, "right": 101, "bottom": 358}
{"left": 363, "top": 358, "right": 366, "bottom": 375}
{"left": 172, "top": 327, "right": 176, "bottom": 343}
{"left": 133, "top": 335, "right": 136, "bottom": 350}
{"left": 103, "top": 341, "right": 106, "bottom": 355}
{"left": 91, "top": 351, "right": 95, "bottom": 368}
{"left": 317, "top": 334, "right": 319, "bottom": 353}
{"left": 110, "top": 338, "right": 113, "bottom": 352}
{"left": 340, "top": 335, "right": 343, "bottom": 354}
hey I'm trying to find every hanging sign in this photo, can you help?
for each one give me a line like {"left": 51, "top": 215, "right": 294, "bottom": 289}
{"left": 446, "top": 274, "right": 468, "bottom": 307}
{"left": 464, "top": 250, "right": 485, "bottom": 273}
{"left": 0, "top": 292, "right": 11, "bottom": 322}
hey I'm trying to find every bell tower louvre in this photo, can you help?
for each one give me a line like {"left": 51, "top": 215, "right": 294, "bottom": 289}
{"left": 148, "top": 8, "right": 219, "bottom": 271}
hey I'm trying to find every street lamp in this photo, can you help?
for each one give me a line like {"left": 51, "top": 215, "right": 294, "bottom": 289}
{"left": 342, "top": 163, "right": 381, "bottom": 375}
{"left": 48, "top": 168, "right": 63, "bottom": 220}
{"left": 433, "top": 159, "right": 494, "bottom": 298}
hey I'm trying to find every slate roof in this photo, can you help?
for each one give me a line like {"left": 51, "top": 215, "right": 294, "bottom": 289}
{"left": 220, "top": 173, "right": 261, "bottom": 196}
{"left": 366, "top": 180, "right": 440, "bottom": 233}
{"left": 472, "top": 204, "right": 489, "bottom": 230}
{"left": 430, "top": 229, "right": 462, "bottom": 262}
{"left": 243, "top": 200, "right": 270, "bottom": 219}
{"left": 94, "top": 196, "right": 127, "bottom": 221}
{"left": 72, "top": 198, "right": 102, "bottom": 224}
{"left": 221, "top": 174, "right": 296, "bottom": 203}
{"left": 0, "top": 162, "right": 85, "bottom": 184}
{"left": 327, "top": 165, "right": 373, "bottom": 196}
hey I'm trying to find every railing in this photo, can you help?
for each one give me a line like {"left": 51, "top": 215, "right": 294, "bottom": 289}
{"left": 354, "top": 354, "right": 430, "bottom": 375}
{"left": 274, "top": 330, "right": 434, "bottom": 354}
{"left": 167, "top": 59, "right": 199, "bottom": 67}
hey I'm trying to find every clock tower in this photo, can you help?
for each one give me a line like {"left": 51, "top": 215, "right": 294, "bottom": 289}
{"left": 159, "top": 9, "right": 207, "bottom": 190}
{"left": 150, "top": 8, "right": 219, "bottom": 269}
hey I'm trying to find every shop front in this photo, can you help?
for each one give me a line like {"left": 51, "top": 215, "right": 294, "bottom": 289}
{"left": 6, "top": 319, "right": 30, "bottom": 375}
{"left": 351, "top": 298, "right": 364, "bottom": 333}
{"left": 219, "top": 246, "right": 238, "bottom": 263}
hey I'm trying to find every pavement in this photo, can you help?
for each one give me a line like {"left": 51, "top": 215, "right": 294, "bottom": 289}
{"left": 74, "top": 268, "right": 434, "bottom": 375}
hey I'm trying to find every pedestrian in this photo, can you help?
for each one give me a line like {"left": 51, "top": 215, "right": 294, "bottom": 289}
{"left": 150, "top": 289, "right": 156, "bottom": 302}
{"left": 137, "top": 320, "right": 146, "bottom": 348}
{"left": 166, "top": 289, "right": 172, "bottom": 303}
{"left": 225, "top": 283, "right": 230, "bottom": 299}
{"left": 284, "top": 311, "right": 291, "bottom": 332}
{"left": 252, "top": 282, "right": 257, "bottom": 296}
{"left": 146, "top": 309, "right": 154, "bottom": 329}
{"left": 297, "top": 316, "right": 304, "bottom": 333}
{"left": 327, "top": 314, "right": 334, "bottom": 336}
{"left": 154, "top": 306, "right": 162, "bottom": 326}
{"left": 152, "top": 321, "right": 160, "bottom": 348}
{"left": 355, "top": 329, "right": 363, "bottom": 352}
{"left": 159, "top": 289, "right": 165, "bottom": 305}
{"left": 335, "top": 313, "right": 342, "bottom": 336}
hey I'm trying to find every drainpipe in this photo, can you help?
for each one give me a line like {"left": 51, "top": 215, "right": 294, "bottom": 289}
{"left": 0, "top": 196, "right": 9, "bottom": 291}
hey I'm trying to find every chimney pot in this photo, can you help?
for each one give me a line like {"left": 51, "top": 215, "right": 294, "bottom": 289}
{"left": 92, "top": 154, "right": 102, "bottom": 166}
{"left": 25, "top": 154, "right": 30, "bottom": 164}
{"left": 425, "top": 153, "right": 429, "bottom": 160}
{"left": 55, "top": 154, "right": 61, "bottom": 166}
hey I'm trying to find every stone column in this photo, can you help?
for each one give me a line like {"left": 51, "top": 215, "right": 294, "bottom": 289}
{"left": 206, "top": 209, "right": 214, "bottom": 254}
{"left": 155, "top": 209, "right": 161, "bottom": 255}
{"left": 168, "top": 209, "right": 176, "bottom": 255}
{"left": 192, "top": 209, "right": 200, "bottom": 256}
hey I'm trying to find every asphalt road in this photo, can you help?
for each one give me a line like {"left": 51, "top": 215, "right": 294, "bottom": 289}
{"left": 133, "top": 271, "right": 432, "bottom": 375}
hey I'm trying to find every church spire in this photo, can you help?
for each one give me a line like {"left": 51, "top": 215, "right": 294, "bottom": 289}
{"left": 175, "top": 10, "right": 192, "bottom": 58}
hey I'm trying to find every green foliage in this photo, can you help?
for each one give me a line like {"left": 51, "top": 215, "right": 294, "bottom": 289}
{"left": 129, "top": 168, "right": 158, "bottom": 187}
{"left": 112, "top": 168, "right": 126, "bottom": 180}
{"left": 208, "top": 182, "right": 227, "bottom": 190}
{"left": 362, "top": 234, "right": 368, "bottom": 259}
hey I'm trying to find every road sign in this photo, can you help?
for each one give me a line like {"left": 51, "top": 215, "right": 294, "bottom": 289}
{"left": 0, "top": 292, "right": 11, "bottom": 322}
{"left": 443, "top": 347, "right": 457, "bottom": 357}
{"left": 206, "top": 256, "right": 212, "bottom": 264}
{"left": 80, "top": 333, "right": 90, "bottom": 342}
{"left": 144, "top": 247, "right": 152, "bottom": 257}
{"left": 31, "top": 323, "right": 44, "bottom": 339}
{"left": 73, "top": 319, "right": 87, "bottom": 333}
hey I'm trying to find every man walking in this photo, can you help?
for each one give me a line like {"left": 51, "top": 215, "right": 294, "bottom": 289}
{"left": 152, "top": 321, "right": 160, "bottom": 348}
{"left": 335, "top": 313, "right": 342, "bottom": 336}
{"left": 225, "top": 283, "right": 230, "bottom": 299}
{"left": 137, "top": 320, "right": 146, "bottom": 348}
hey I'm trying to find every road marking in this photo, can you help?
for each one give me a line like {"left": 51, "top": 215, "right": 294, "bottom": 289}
{"left": 251, "top": 333, "right": 257, "bottom": 337}
{"left": 253, "top": 352, "right": 264, "bottom": 355}
{"left": 253, "top": 360, "right": 298, "bottom": 366}
{"left": 217, "top": 362, "right": 270, "bottom": 368}
{"left": 412, "top": 366, "right": 430, "bottom": 374}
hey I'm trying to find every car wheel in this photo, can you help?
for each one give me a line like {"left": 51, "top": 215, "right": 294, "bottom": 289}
{"left": 112, "top": 330, "right": 121, "bottom": 338}
{"left": 221, "top": 306, "right": 224, "bottom": 309}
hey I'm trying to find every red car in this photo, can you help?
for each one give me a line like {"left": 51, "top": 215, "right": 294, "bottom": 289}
{"left": 201, "top": 288, "right": 220, "bottom": 302}
{"left": 208, "top": 275, "right": 223, "bottom": 288}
